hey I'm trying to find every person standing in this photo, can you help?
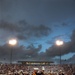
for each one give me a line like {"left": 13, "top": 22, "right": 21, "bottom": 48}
{"left": 73, "top": 72, "right": 75, "bottom": 75}
{"left": 32, "top": 68, "right": 39, "bottom": 75}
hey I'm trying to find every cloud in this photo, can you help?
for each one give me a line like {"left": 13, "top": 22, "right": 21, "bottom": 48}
{"left": 52, "top": 34, "right": 66, "bottom": 40}
{"left": 61, "top": 22, "right": 68, "bottom": 26}
{"left": 0, "top": 20, "right": 52, "bottom": 40}
{"left": 29, "top": 24, "right": 51, "bottom": 37}
{"left": 67, "top": 54, "right": 75, "bottom": 63}
{"left": 0, "top": 21, "right": 19, "bottom": 32}
{"left": 45, "top": 30, "right": 75, "bottom": 58}
{"left": 46, "top": 34, "right": 70, "bottom": 45}
{"left": 0, "top": 29, "right": 75, "bottom": 63}
{"left": 0, "top": 44, "right": 25, "bottom": 61}
{"left": 53, "top": 22, "right": 70, "bottom": 28}
{"left": 0, "top": 43, "right": 42, "bottom": 62}
{"left": 45, "top": 41, "right": 73, "bottom": 58}
{"left": 16, "top": 35, "right": 27, "bottom": 40}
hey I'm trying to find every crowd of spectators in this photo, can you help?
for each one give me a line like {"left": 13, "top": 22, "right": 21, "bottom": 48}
{"left": 0, "top": 64, "right": 75, "bottom": 75}
{"left": 0, "top": 64, "right": 28, "bottom": 75}
{"left": 62, "top": 64, "right": 75, "bottom": 75}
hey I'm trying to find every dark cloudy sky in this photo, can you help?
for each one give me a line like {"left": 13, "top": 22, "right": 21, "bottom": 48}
{"left": 0, "top": 0, "right": 75, "bottom": 64}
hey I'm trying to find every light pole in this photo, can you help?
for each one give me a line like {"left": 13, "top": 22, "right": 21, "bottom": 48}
{"left": 8, "top": 39, "right": 17, "bottom": 64}
{"left": 56, "top": 40, "right": 63, "bottom": 66}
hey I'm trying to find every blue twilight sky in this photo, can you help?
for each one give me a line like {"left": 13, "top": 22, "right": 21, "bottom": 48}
{"left": 0, "top": 0, "right": 75, "bottom": 63}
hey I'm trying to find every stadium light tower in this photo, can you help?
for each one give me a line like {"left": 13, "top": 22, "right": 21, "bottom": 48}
{"left": 8, "top": 39, "right": 17, "bottom": 64}
{"left": 56, "top": 40, "right": 63, "bottom": 66}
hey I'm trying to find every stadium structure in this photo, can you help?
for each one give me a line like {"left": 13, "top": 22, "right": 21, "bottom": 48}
{"left": 18, "top": 61, "right": 54, "bottom": 66}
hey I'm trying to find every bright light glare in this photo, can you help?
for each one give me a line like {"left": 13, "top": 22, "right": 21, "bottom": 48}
{"left": 9, "top": 39, "right": 17, "bottom": 45}
{"left": 56, "top": 40, "right": 63, "bottom": 46}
